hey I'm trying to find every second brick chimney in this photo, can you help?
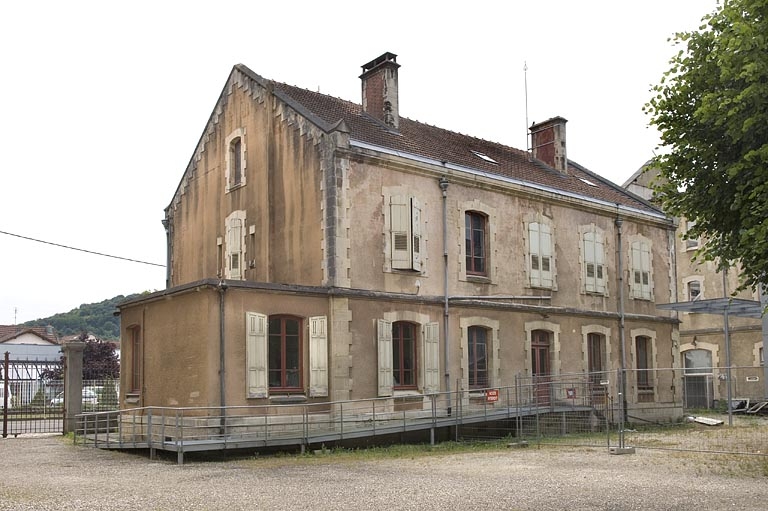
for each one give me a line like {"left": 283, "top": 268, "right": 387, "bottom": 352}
{"left": 360, "top": 52, "right": 400, "bottom": 129}
{"left": 530, "top": 117, "right": 568, "bottom": 173}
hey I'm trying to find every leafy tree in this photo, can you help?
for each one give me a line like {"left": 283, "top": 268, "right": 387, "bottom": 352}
{"left": 644, "top": 0, "right": 768, "bottom": 293}
{"left": 41, "top": 333, "right": 120, "bottom": 380}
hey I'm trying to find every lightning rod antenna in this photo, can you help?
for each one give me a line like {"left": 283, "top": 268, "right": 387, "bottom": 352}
{"left": 524, "top": 61, "right": 531, "bottom": 159}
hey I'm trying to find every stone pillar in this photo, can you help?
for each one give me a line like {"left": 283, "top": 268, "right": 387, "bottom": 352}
{"left": 62, "top": 341, "right": 85, "bottom": 434}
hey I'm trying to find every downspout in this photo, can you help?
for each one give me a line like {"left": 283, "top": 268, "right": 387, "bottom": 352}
{"left": 162, "top": 215, "right": 171, "bottom": 289}
{"left": 439, "top": 177, "right": 451, "bottom": 415}
{"left": 615, "top": 214, "right": 628, "bottom": 442}
{"left": 218, "top": 280, "right": 228, "bottom": 434}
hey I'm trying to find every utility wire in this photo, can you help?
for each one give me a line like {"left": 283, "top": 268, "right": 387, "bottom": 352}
{"left": 0, "top": 229, "right": 166, "bottom": 267}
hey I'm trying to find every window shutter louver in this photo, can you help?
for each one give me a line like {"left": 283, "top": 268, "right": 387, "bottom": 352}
{"left": 377, "top": 319, "right": 393, "bottom": 396}
{"left": 390, "top": 196, "right": 410, "bottom": 270}
{"left": 595, "top": 233, "right": 606, "bottom": 293}
{"left": 228, "top": 217, "right": 243, "bottom": 279}
{"left": 584, "top": 233, "right": 596, "bottom": 292}
{"left": 246, "top": 312, "right": 268, "bottom": 398}
{"left": 423, "top": 322, "right": 440, "bottom": 394}
{"left": 308, "top": 316, "right": 328, "bottom": 397}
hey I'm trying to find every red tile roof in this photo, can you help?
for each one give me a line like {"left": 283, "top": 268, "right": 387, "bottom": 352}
{"left": 0, "top": 325, "right": 59, "bottom": 344}
{"left": 236, "top": 64, "right": 661, "bottom": 216}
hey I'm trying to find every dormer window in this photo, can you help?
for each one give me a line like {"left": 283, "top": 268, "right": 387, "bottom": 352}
{"left": 225, "top": 128, "right": 246, "bottom": 191}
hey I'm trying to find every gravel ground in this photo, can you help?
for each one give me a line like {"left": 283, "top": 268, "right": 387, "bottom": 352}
{"left": 1, "top": 434, "right": 767, "bottom": 510}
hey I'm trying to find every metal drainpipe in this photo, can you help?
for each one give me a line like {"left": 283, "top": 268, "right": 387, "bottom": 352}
{"left": 218, "top": 280, "right": 228, "bottom": 434}
{"left": 615, "top": 215, "right": 628, "bottom": 445}
{"left": 439, "top": 177, "right": 451, "bottom": 415}
{"left": 162, "top": 216, "right": 171, "bottom": 289}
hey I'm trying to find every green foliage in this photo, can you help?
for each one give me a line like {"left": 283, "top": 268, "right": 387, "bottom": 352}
{"left": 41, "top": 336, "right": 121, "bottom": 380}
{"left": 22, "top": 292, "right": 145, "bottom": 340}
{"left": 644, "top": 0, "right": 768, "bottom": 293}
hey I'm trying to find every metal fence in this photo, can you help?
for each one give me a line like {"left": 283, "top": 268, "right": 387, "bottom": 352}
{"left": 2, "top": 357, "right": 63, "bottom": 437}
{"left": 71, "top": 367, "right": 768, "bottom": 462}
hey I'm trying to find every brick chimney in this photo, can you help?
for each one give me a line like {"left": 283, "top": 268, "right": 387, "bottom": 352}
{"left": 360, "top": 52, "right": 400, "bottom": 129}
{"left": 530, "top": 117, "right": 568, "bottom": 173}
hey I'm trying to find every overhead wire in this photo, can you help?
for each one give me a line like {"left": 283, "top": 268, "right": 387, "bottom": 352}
{"left": 0, "top": 229, "right": 166, "bottom": 267}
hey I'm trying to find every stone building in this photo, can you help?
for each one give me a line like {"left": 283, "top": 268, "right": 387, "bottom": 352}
{"left": 119, "top": 53, "right": 679, "bottom": 421}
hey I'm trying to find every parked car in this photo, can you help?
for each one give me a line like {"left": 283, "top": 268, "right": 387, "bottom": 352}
{"left": 50, "top": 388, "right": 98, "bottom": 406}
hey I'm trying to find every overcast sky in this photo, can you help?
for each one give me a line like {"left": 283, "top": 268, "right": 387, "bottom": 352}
{"left": 0, "top": 1, "right": 720, "bottom": 325}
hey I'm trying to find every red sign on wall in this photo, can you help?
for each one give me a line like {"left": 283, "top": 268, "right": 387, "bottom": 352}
{"left": 486, "top": 389, "right": 499, "bottom": 402}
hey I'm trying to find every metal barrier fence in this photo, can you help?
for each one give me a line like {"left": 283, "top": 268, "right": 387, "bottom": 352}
{"left": 73, "top": 367, "right": 768, "bottom": 462}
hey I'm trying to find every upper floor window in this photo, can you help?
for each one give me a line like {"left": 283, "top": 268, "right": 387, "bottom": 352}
{"left": 465, "top": 211, "right": 487, "bottom": 276}
{"left": 684, "top": 220, "right": 699, "bottom": 250}
{"left": 583, "top": 229, "right": 606, "bottom": 294}
{"left": 390, "top": 195, "right": 422, "bottom": 271}
{"left": 225, "top": 128, "right": 246, "bottom": 191}
{"left": 225, "top": 210, "right": 246, "bottom": 280}
{"left": 630, "top": 238, "right": 652, "bottom": 300}
{"left": 528, "top": 222, "right": 553, "bottom": 288}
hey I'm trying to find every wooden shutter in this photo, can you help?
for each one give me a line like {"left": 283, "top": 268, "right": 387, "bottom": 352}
{"left": 308, "top": 316, "right": 328, "bottom": 397}
{"left": 228, "top": 217, "right": 243, "bottom": 279}
{"left": 640, "top": 242, "right": 651, "bottom": 298}
{"left": 540, "top": 223, "right": 553, "bottom": 288}
{"left": 411, "top": 198, "right": 422, "bottom": 271}
{"left": 390, "top": 196, "right": 410, "bottom": 270}
{"left": 246, "top": 312, "right": 268, "bottom": 398}
{"left": 529, "top": 223, "right": 540, "bottom": 287}
{"left": 595, "top": 232, "right": 606, "bottom": 293}
{"left": 377, "top": 319, "right": 393, "bottom": 397}
{"left": 423, "top": 322, "right": 440, "bottom": 394}
{"left": 584, "top": 232, "right": 596, "bottom": 292}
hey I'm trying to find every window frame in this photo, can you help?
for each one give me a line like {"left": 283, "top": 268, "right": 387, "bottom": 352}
{"left": 267, "top": 315, "right": 303, "bottom": 392}
{"left": 635, "top": 335, "right": 653, "bottom": 392}
{"left": 392, "top": 321, "right": 418, "bottom": 390}
{"left": 467, "top": 326, "right": 489, "bottom": 390}
{"left": 129, "top": 326, "right": 141, "bottom": 394}
{"left": 225, "top": 210, "right": 246, "bottom": 280}
{"left": 225, "top": 128, "right": 246, "bottom": 192}
{"left": 465, "top": 211, "right": 487, "bottom": 276}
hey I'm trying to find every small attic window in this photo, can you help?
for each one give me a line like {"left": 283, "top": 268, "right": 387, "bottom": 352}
{"left": 579, "top": 177, "right": 598, "bottom": 187}
{"left": 470, "top": 150, "right": 498, "bottom": 164}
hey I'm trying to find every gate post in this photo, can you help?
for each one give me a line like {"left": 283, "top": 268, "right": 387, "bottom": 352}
{"left": 62, "top": 341, "right": 85, "bottom": 435}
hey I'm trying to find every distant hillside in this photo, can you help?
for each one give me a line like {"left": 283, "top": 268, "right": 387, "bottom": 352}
{"left": 23, "top": 293, "right": 146, "bottom": 340}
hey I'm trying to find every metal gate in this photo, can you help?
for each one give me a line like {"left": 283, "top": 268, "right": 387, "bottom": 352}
{"left": 2, "top": 353, "right": 64, "bottom": 437}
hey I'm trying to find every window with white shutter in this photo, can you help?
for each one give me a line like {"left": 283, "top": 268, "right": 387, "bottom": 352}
{"left": 583, "top": 230, "right": 606, "bottom": 294}
{"left": 390, "top": 195, "right": 422, "bottom": 271}
{"left": 423, "top": 322, "right": 440, "bottom": 394}
{"left": 529, "top": 222, "right": 553, "bottom": 288}
{"left": 225, "top": 210, "right": 246, "bottom": 280}
{"left": 630, "top": 239, "right": 652, "bottom": 300}
{"left": 246, "top": 312, "right": 268, "bottom": 398}
{"left": 377, "top": 319, "right": 393, "bottom": 396}
{"left": 308, "top": 316, "right": 328, "bottom": 397}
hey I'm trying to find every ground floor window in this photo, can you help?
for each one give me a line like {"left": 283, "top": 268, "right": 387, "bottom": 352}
{"left": 393, "top": 321, "right": 417, "bottom": 389}
{"left": 468, "top": 326, "right": 489, "bottom": 389}
{"left": 268, "top": 315, "right": 302, "bottom": 390}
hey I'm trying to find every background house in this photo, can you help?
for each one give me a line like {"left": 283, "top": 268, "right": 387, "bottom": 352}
{"left": 119, "top": 53, "right": 679, "bottom": 422}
